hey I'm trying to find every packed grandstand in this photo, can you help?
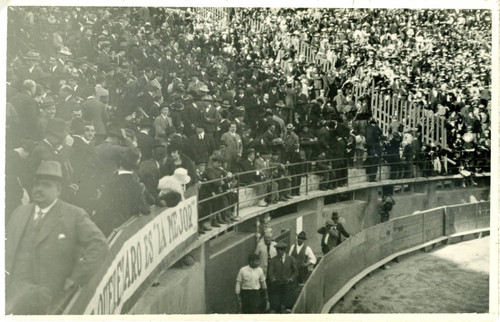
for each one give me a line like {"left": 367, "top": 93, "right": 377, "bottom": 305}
{"left": 4, "top": 6, "right": 492, "bottom": 315}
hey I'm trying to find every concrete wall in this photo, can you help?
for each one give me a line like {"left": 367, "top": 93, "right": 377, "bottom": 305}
{"left": 129, "top": 244, "right": 206, "bottom": 314}
{"left": 132, "top": 182, "right": 489, "bottom": 314}
{"left": 205, "top": 232, "right": 256, "bottom": 314}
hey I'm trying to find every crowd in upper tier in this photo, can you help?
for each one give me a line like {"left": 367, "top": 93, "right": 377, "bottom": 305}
{"left": 6, "top": 7, "right": 491, "bottom": 234}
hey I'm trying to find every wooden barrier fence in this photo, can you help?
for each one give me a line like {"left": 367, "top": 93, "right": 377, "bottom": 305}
{"left": 292, "top": 201, "right": 490, "bottom": 313}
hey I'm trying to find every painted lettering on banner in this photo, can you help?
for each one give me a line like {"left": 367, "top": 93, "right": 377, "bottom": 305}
{"left": 84, "top": 196, "right": 197, "bottom": 314}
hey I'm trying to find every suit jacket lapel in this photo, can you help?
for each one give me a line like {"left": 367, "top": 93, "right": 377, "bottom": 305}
{"left": 5, "top": 204, "right": 34, "bottom": 273}
{"left": 36, "top": 200, "right": 63, "bottom": 245}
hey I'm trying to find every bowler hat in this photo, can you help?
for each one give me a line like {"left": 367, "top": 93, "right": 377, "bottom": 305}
{"left": 221, "top": 100, "right": 231, "bottom": 108}
{"left": 211, "top": 154, "right": 225, "bottom": 163}
{"left": 297, "top": 231, "right": 307, "bottom": 240}
{"left": 46, "top": 118, "right": 68, "bottom": 139}
{"left": 36, "top": 160, "right": 63, "bottom": 180}
{"left": 246, "top": 148, "right": 256, "bottom": 156}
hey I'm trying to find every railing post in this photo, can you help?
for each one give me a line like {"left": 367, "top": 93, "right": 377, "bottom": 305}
{"left": 305, "top": 171, "right": 309, "bottom": 195}
{"left": 236, "top": 173, "right": 240, "bottom": 216}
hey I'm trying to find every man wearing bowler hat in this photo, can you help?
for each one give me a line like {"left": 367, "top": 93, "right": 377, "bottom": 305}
{"left": 28, "top": 117, "right": 75, "bottom": 198}
{"left": 289, "top": 231, "right": 317, "bottom": 284}
{"left": 318, "top": 218, "right": 340, "bottom": 255}
{"left": 5, "top": 161, "right": 108, "bottom": 315}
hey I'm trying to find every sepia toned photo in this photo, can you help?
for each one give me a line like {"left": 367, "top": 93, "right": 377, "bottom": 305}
{"left": 2, "top": 1, "right": 497, "bottom": 318}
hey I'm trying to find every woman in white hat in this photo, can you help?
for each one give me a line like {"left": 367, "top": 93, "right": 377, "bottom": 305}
{"left": 158, "top": 167, "right": 191, "bottom": 201}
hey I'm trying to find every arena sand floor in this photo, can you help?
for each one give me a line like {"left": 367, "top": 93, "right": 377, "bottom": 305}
{"left": 330, "top": 236, "right": 489, "bottom": 313}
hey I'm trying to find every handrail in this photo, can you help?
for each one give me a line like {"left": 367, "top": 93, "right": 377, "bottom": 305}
{"left": 292, "top": 201, "right": 490, "bottom": 313}
{"left": 196, "top": 152, "right": 490, "bottom": 228}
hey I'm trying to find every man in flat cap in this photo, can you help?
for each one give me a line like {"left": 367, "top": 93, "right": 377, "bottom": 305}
{"left": 268, "top": 242, "right": 298, "bottom": 313}
{"left": 6, "top": 161, "right": 108, "bottom": 314}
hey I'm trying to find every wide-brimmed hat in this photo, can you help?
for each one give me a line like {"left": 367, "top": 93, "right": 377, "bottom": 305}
{"left": 286, "top": 123, "right": 295, "bottom": 131}
{"left": 58, "top": 46, "right": 72, "bottom": 56}
{"left": 173, "top": 168, "right": 191, "bottom": 185}
{"left": 221, "top": 100, "right": 231, "bottom": 108}
{"left": 35, "top": 160, "right": 63, "bottom": 180}
{"left": 199, "top": 85, "right": 210, "bottom": 92}
{"left": 326, "top": 218, "right": 335, "bottom": 226}
{"left": 276, "top": 100, "right": 286, "bottom": 108}
{"left": 46, "top": 118, "right": 68, "bottom": 139}
{"left": 23, "top": 51, "right": 41, "bottom": 61}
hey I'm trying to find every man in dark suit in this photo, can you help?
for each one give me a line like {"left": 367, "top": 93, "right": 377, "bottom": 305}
{"left": 93, "top": 146, "right": 151, "bottom": 237}
{"left": 9, "top": 79, "right": 38, "bottom": 140}
{"left": 27, "top": 118, "right": 75, "bottom": 199}
{"left": 56, "top": 85, "right": 78, "bottom": 121}
{"left": 81, "top": 93, "right": 109, "bottom": 144}
{"left": 189, "top": 124, "right": 216, "bottom": 164}
{"left": 5, "top": 161, "right": 108, "bottom": 314}
{"left": 365, "top": 118, "right": 383, "bottom": 182}
{"left": 139, "top": 139, "right": 167, "bottom": 207}
{"left": 136, "top": 119, "right": 155, "bottom": 163}
{"left": 268, "top": 242, "right": 298, "bottom": 313}
{"left": 69, "top": 122, "right": 100, "bottom": 213}
{"left": 317, "top": 218, "right": 339, "bottom": 255}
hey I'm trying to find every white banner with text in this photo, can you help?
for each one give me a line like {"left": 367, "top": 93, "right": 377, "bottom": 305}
{"left": 84, "top": 196, "right": 198, "bottom": 314}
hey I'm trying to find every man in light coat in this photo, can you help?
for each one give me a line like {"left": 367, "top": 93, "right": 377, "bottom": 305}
{"left": 220, "top": 123, "right": 243, "bottom": 172}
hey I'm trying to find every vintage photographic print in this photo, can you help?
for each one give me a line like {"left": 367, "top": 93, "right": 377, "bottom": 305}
{"left": 2, "top": 0, "right": 497, "bottom": 319}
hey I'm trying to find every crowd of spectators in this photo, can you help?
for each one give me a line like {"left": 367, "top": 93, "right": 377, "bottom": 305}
{"left": 6, "top": 7, "right": 492, "bottom": 238}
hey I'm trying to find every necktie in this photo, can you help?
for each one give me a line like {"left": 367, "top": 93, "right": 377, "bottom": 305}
{"left": 34, "top": 209, "right": 44, "bottom": 230}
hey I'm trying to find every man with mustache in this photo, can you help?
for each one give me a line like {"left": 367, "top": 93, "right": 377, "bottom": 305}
{"left": 5, "top": 161, "right": 108, "bottom": 315}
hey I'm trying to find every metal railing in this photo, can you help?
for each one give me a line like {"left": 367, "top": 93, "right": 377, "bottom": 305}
{"left": 195, "top": 153, "right": 490, "bottom": 229}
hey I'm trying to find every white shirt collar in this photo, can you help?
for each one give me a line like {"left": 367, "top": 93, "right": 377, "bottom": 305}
{"left": 118, "top": 170, "right": 134, "bottom": 175}
{"left": 73, "top": 135, "right": 91, "bottom": 145}
{"left": 34, "top": 198, "right": 58, "bottom": 219}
